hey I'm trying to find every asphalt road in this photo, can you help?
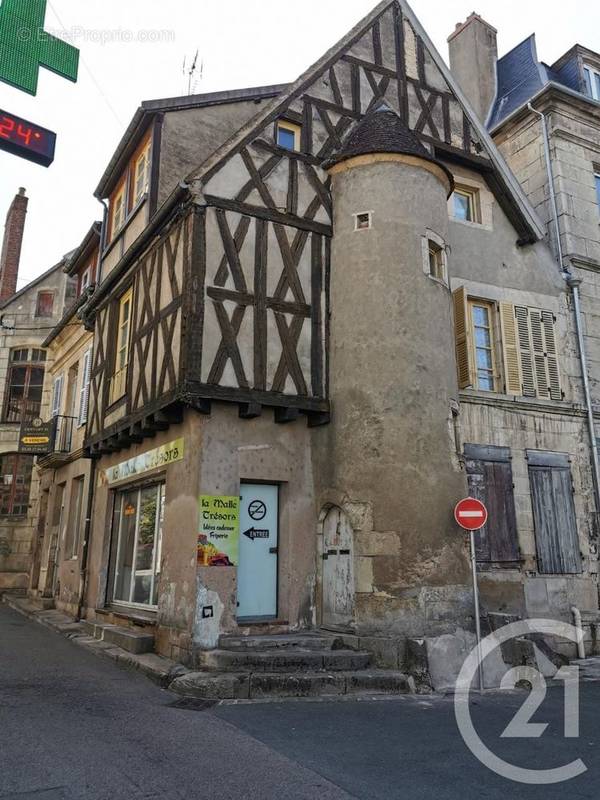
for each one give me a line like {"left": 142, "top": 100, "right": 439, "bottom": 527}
{"left": 1, "top": 603, "right": 599, "bottom": 800}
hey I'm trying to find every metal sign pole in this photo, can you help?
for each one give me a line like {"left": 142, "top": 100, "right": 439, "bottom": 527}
{"left": 469, "top": 529, "right": 485, "bottom": 693}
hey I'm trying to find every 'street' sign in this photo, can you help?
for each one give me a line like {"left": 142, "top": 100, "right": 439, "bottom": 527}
{"left": 198, "top": 496, "right": 240, "bottom": 567}
{"left": 0, "top": 0, "right": 79, "bottom": 95}
{"left": 101, "top": 438, "right": 184, "bottom": 486}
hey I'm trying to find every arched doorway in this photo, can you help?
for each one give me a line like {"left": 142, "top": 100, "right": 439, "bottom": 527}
{"left": 321, "top": 506, "right": 355, "bottom": 630}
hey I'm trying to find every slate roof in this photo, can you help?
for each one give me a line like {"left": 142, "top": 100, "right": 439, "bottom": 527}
{"left": 323, "top": 104, "right": 454, "bottom": 190}
{"left": 488, "top": 34, "right": 586, "bottom": 130}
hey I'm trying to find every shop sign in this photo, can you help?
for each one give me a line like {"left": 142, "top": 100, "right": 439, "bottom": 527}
{"left": 18, "top": 417, "right": 56, "bottom": 454}
{"left": 102, "top": 438, "right": 184, "bottom": 486}
{"left": 198, "top": 495, "right": 240, "bottom": 567}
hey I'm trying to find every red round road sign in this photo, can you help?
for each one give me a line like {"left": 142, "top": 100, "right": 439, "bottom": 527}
{"left": 454, "top": 497, "right": 488, "bottom": 531}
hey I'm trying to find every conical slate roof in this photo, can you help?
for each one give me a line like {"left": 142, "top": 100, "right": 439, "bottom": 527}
{"left": 323, "top": 104, "right": 454, "bottom": 191}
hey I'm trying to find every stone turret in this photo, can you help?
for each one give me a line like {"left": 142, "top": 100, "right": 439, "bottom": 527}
{"left": 322, "top": 106, "right": 471, "bottom": 637}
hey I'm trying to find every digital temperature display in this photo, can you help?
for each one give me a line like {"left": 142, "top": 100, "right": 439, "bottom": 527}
{"left": 0, "top": 109, "right": 56, "bottom": 167}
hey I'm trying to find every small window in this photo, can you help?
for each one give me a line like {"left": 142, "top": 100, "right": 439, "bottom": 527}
{"left": 469, "top": 300, "right": 496, "bottom": 392}
{"left": 80, "top": 267, "right": 91, "bottom": 294}
{"left": 354, "top": 212, "right": 372, "bottom": 231}
{"left": 35, "top": 291, "right": 54, "bottom": 318}
{"left": 110, "top": 288, "right": 133, "bottom": 403}
{"left": 428, "top": 241, "right": 445, "bottom": 280}
{"left": 595, "top": 173, "right": 600, "bottom": 211}
{"left": 111, "top": 186, "right": 126, "bottom": 237}
{"left": 584, "top": 65, "right": 600, "bottom": 101}
{"left": 133, "top": 141, "right": 151, "bottom": 206}
{"left": 452, "top": 186, "right": 481, "bottom": 223}
{"left": 276, "top": 120, "right": 301, "bottom": 152}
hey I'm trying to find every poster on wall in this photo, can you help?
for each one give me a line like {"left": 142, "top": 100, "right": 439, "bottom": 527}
{"left": 198, "top": 495, "right": 240, "bottom": 567}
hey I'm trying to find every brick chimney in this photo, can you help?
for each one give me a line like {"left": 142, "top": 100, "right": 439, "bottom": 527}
{"left": 0, "top": 188, "right": 28, "bottom": 301}
{"left": 448, "top": 12, "right": 498, "bottom": 123}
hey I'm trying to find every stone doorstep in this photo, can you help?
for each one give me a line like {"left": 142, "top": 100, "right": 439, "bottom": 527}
{"left": 80, "top": 618, "right": 155, "bottom": 655}
{"left": 198, "top": 647, "right": 371, "bottom": 673}
{"left": 2, "top": 594, "right": 182, "bottom": 689}
{"left": 169, "top": 669, "right": 415, "bottom": 700}
{"left": 219, "top": 633, "right": 342, "bottom": 651}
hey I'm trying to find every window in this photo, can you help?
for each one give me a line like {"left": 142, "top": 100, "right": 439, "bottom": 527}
{"left": 51, "top": 374, "right": 63, "bottom": 417}
{"left": 133, "top": 141, "right": 151, "bottom": 206}
{"left": 111, "top": 185, "right": 126, "bottom": 237}
{"left": 111, "top": 288, "right": 133, "bottom": 403}
{"left": 111, "top": 483, "right": 165, "bottom": 607}
{"left": 584, "top": 65, "right": 600, "bottom": 100}
{"left": 35, "top": 291, "right": 54, "bottom": 318}
{"left": 276, "top": 120, "right": 301, "bottom": 151}
{"left": 428, "top": 240, "right": 446, "bottom": 280}
{"left": 465, "top": 444, "right": 519, "bottom": 563}
{"left": 452, "top": 186, "right": 481, "bottom": 223}
{"left": 65, "top": 476, "right": 85, "bottom": 560}
{"left": 78, "top": 347, "right": 92, "bottom": 426}
{"left": 0, "top": 454, "right": 34, "bottom": 516}
{"left": 4, "top": 349, "right": 46, "bottom": 422}
{"left": 595, "top": 173, "right": 600, "bottom": 211}
{"left": 528, "top": 451, "right": 581, "bottom": 574}
{"left": 453, "top": 288, "right": 562, "bottom": 400}
{"left": 354, "top": 212, "right": 372, "bottom": 231}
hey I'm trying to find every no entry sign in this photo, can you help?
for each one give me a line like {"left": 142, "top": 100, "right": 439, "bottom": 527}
{"left": 454, "top": 497, "right": 488, "bottom": 531}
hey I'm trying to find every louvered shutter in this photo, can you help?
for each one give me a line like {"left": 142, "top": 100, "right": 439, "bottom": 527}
{"left": 499, "top": 302, "right": 522, "bottom": 395}
{"left": 542, "top": 311, "right": 562, "bottom": 400}
{"left": 453, "top": 286, "right": 473, "bottom": 389}
{"left": 515, "top": 306, "right": 536, "bottom": 397}
{"left": 529, "top": 309, "right": 549, "bottom": 397}
{"left": 78, "top": 348, "right": 92, "bottom": 426}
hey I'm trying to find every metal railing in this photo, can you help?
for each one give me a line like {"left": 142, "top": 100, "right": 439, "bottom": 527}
{"left": 53, "top": 415, "right": 78, "bottom": 453}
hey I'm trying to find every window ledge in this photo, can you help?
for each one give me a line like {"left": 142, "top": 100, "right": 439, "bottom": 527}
{"left": 460, "top": 389, "right": 585, "bottom": 416}
{"left": 450, "top": 217, "right": 493, "bottom": 232}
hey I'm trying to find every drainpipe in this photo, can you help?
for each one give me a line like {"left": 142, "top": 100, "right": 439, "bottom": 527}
{"left": 77, "top": 457, "right": 96, "bottom": 621}
{"left": 528, "top": 103, "right": 600, "bottom": 512}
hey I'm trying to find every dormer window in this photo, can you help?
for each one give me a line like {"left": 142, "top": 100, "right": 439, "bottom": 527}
{"left": 584, "top": 65, "right": 600, "bottom": 100}
{"left": 133, "top": 140, "right": 151, "bottom": 206}
{"left": 112, "top": 185, "right": 126, "bottom": 236}
{"left": 276, "top": 120, "right": 301, "bottom": 152}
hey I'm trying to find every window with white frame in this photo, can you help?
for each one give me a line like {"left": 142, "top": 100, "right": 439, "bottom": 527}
{"left": 78, "top": 347, "right": 92, "bottom": 426}
{"left": 111, "top": 482, "right": 165, "bottom": 607}
{"left": 584, "top": 65, "right": 600, "bottom": 101}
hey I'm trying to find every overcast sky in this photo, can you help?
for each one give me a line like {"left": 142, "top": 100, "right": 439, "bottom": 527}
{"left": 1, "top": 0, "right": 598, "bottom": 287}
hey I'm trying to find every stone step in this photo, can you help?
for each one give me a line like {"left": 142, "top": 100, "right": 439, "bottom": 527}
{"left": 169, "top": 669, "right": 413, "bottom": 700}
{"left": 80, "top": 620, "right": 154, "bottom": 655}
{"left": 198, "top": 647, "right": 371, "bottom": 673}
{"left": 219, "top": 633, "right": 341, "bottom": 652}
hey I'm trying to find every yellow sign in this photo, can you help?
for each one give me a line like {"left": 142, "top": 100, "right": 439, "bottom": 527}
{"left": 22, "top": 436, "right": 49, "bottom": 445}
{"left": 198, "top": 495, "right": 240, "bottom": 567}
{"left": 102, "top": 438, "right": 184, "bottom": 486}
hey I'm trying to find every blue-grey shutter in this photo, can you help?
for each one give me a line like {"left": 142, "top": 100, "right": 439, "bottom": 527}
{"left": 528, "top": 452, "right": 581, "bottom": 574}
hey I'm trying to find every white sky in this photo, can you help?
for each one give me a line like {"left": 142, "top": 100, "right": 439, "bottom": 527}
{"left": 1, "top": 0, "right": 598, "bottom": 287}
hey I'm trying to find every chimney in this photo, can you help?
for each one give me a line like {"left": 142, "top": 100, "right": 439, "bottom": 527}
{"left": 0, "top": 188, "right": 28, "bottom": 301}
{"left": 448, "top": 12, "right": 498, "bottom": 123}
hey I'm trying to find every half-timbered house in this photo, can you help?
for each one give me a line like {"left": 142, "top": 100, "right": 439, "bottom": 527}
{"left": 77, "top": 0, "right": 599, "bottom": 679}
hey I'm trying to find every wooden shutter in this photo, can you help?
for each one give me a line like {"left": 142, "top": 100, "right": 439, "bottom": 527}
{"left": 528, "top": 453, "right": 581, "bottom": 574}
{"left": 515, "top": 306, "right": 536, "bottom": 397}
{"left": 499, "top": 302, "right": 522, "bottom": 395}
{"left": 541, "top": 310, "right": 562, "bottom": 400}
{"left": 453, "top": 286, "right": 473, "bottom": 389}
{"left": 78, "top": 348, "right": 92, "bottom": 426}
{"left": 465, "top": 445, "right": 519, "bottom": 562}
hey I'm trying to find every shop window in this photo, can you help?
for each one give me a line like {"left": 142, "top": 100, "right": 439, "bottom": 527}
{"left": 110, "top": 483, "right": 165, "bottom": 607}
{"left": 3, "top": 349, "right": 46, "bottom": 422}
{"left": 35, "top": 291, "right": 55, "bottom": 318}
{"left": 0, "top": 454, "right": 34, "bottom": 516}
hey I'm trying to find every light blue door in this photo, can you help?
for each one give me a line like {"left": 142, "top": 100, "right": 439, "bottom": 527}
{"left": 237, "top": 484, "right": 279, "bottom": 619}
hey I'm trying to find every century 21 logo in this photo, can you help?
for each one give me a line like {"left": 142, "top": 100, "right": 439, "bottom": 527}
{"left": 0, "top": 0, "right": 79, "bottom": 95}
{"left": 454, "top": 619, "right": 587, "bottom": 785}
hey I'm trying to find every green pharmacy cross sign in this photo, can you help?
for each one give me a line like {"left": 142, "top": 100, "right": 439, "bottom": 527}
{"left": 0, "top": 0, "right": 79, "bottom": 95}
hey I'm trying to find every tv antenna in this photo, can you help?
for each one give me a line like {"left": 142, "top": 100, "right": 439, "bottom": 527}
{"left": 183, "top": 50, "right": 203, "bottom": 95}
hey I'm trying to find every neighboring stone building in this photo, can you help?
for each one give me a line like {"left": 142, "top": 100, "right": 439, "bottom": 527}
{"left": 0, "top": 188, "right": 75, "bottom": 594}
{"left": 31, "top": 224, "right": 99, "bottom": 615}
{"left": 62, "top": 0, "right": 599, "bottom": 692}
{"left": 449, "top": 14, "right": 600, "bottom": 623}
